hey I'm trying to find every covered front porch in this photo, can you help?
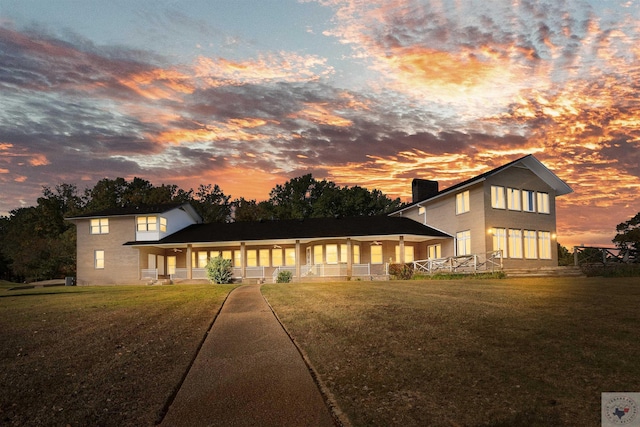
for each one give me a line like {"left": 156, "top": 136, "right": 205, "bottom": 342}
{"left": 137, "top": 234, "right": 452, "bottom": 283}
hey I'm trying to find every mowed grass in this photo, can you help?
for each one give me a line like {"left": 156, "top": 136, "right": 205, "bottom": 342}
{"left": 0, "top": 284, "right": 235, "bottom": 427}
{"left": 263, "top": 277, "right": 640, "bottom": 427}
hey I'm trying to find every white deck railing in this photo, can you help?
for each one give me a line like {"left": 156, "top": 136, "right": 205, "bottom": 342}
{"left": 412, "top": 251, "right": 503, "bottom": 274}
{"left": 141, "top": 269, "right": 158, "bottom": 280}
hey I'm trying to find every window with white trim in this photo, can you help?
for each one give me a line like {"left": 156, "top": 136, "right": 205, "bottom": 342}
{"left": 95, "top": 250, "right": 105, "bottom": 269}
{"left": 326, "top": 244, "right": 338, "bottom": 264}
{"left": 538, "top": 231, "right": 552, "bottom": 259}
{"left": 507, "top": 188, "right": 521, "bottom": 210}
{"left": 222, "top": 250, "right": 232, "bottom": 261}
{"left": 508, "top": 229, "right": 523, "bottom": 258}
{"left": 234, "top": 251, "right": 242, "bottom": 267}
{"left": 90, "top": 218, "right": 109, "bottom": 234}
{"left": 456, "top": 191, "right": 470, "bottom": 214}
{"left": 524, "top": 230, "right": 538, "bottom": 259}
{"left": 285, "top": 248, "right": 296, "bottom": 266}
{"left": 428, "top": 244, "right": 441, "bottom": 259}
{"left": 537, "top": 192, "right": 550, "bottom": 214}
{"left": 167, "top": 256, "right": 176, "bottom": 275}
{"left": 492, "top": 228, "right": 507, "bottom": 258}
{"left": 395, "top": 245, "right": 414, "bottom": 263}
{"left": 137, "top": 216, "right": 157, "bottom": 231}
{"left": 259, "top": 249, "right": 270, "bottom": 266}
{"left": 353, "top": 245, "right": 361, "bottom": 264}
{"left": 209, "top": 251, "right": 220, "bottom": 259}
{"left": 491, "top": 186, "right": 506, "bottom": 209}
{"left": 340, "top": 245, "right": 348, "bottom": 263}
{"left": 198, "top": 252, "right": 208, "bottom": 268}
{"left": 371, "top": 245, "right": 383, "bottom": 264}
{"left": 313, "top": 246, "right": 323, "bottom": 264}
{"left": 456, "top": 230, "right": 471, "bottom": 255}
{"left": 246, "top": 250, "right": 257, "bottom": 267}
{"left": 523, "top": 190, "right": 535, "bottom": 212}
{"left": 160, "top": 217, "right": 167, "bottom": 232}
{"left": 272, "top": 249, "right": 283, "bottom": 267}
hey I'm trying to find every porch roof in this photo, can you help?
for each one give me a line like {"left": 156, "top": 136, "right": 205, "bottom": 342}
{"left": 124, "top": 215, "right": 451, "bottom": 246}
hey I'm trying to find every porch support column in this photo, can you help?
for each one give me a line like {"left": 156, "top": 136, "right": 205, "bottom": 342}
{"left": 186, "top": 244, "right": 192, "bottom": 280}
{"left": 295, "top": 240, "right": 301, "bottom": 279}
{"left": 399, "top": 236, "right": 405, "bottom": 264}
{"left": 346, "top": 238, "right": 353, "bottom": 277}
{"left": 241, "top": 242, "right": 246, "bottom": 280}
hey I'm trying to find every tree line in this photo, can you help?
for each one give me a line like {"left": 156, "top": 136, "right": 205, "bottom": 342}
{"left": 0, "top": 175, "right": 403, "bottom": 282}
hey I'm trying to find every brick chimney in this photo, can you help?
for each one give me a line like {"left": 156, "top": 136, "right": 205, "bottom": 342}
{"left": 412, "top": 179, "right": 439, "bottom": 203}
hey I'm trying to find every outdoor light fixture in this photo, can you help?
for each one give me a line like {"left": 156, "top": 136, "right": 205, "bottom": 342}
{"left": 371, "top": 241, "right": 381, "bottom": 245}
{"left": 273, "top": 244, "right": 281, "bottom": 249}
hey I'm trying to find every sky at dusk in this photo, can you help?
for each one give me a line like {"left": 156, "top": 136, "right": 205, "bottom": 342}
{"left": 1, "top": 0, "right": 639, "bottom": 248}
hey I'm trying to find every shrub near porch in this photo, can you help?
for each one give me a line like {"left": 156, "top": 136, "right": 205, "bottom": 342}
{"left": 262, "top": 278, "right": 640, "bottom": 427}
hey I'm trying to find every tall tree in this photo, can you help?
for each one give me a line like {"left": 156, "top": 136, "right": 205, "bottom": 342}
{"left": 613, "top": 212, "right": 640, "bottom": 256}
{"left": 193, "top": 184, "right": 231, "bottom": 223}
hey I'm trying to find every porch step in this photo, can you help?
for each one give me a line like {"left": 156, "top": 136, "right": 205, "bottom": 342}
{"left": 505, "top": 266, "right": 585, "bottom": 278}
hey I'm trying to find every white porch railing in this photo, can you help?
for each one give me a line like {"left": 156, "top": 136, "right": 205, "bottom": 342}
{"left": 412, "top": 251, "right": 503, "bottom": 274}
{"left": 272, "top": 266, "right": 297, "bottom": 282}
{"left": 245, "top": 266, "right": 265, "bottom": 279}
{"left": 141, "top": 269, "right": 158, "bottom": 280}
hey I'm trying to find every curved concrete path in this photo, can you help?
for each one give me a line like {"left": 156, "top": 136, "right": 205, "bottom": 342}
{"left": 160, "top": 284, "right": 337, "bottom": 427}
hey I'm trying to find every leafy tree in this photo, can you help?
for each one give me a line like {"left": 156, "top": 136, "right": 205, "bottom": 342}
{"left": 193, "top": 184, "right": 231, "bottom": 223}
{"left": 232, "top": 198, "right": 274, "bottom": 222}
{"left": 557, "top": 243, "right": 573, "bottom": 266}
{"left": 613, "top": 212, "right": 640, "bottom": 256}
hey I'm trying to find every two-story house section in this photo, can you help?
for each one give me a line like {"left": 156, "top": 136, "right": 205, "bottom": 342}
{"left": 390, "top": 155, "right": 573, "bottom": 269}
{"left": 67, "top": 203, "right": 202, "bottom": 285}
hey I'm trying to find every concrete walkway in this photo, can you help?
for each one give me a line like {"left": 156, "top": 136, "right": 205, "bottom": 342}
{"left": 160, "top": 285, "right": 337, "bottom": 427}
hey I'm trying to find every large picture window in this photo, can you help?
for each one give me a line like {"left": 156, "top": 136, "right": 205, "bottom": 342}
{"left": 524, "top": 230, "right": 538, "bottom": 259}
{"left": 314, "top": 246, "right": 323, "bottom": 264}
{"left": 456, "top": 230, "right": 471, "bottom": 255}
{"left": 395, "top": 245, "right": 415, "bottom": 263}
{"left": 371, "top": 245, "right": 383, "bottom": 264}
{"left": 538, "top": 231, "right": 552, "bottom": 259}
{"left": 285, "top": 248, "right": 296, "bottom": 266}
{"left": 259, "top": 249, "right": 270, "bottom": 266}
{"left": 456, "top": 191, "right": 470, "bottom": 214}
{"left": 272, "top": 249, "right": 283, "bottom": 267}
{"left": 492, "top": 228, "right": 507, "bottom": 258}
{"left": 325, "top": 244, "right": 338, "bottom": 264}
{"left": 353, "top": 245, "right": 361, "bottom": 264}
{"left": 246, "top": 250, "right": 257, "bottom": 267}
{"left": 508, "top": 229, "right": 523, "bottom": 258}
{"left": 90, "top": 218, "right": 109, "bottom": 234}
{"left": 491, "top": 186, "right": 505, "bottom": 209}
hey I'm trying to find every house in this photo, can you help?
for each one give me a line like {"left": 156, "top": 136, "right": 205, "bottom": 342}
{"left": 67, "top": 154, "right": 572, "bottom": 284}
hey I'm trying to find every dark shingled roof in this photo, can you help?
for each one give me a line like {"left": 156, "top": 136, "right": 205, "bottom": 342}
{"left": 125, "top": 216, "right": 451, "bottom": 246}
{"left": 66, "top": 203, "right": 188, "bottom": 220}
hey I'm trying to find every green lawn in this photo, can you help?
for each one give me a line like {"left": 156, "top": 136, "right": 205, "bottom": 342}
{"left": 0, "top": 284, "right": 235, "bottom": 427}
{"left": 263, "top": 277, "right": 640, "bottom": 426}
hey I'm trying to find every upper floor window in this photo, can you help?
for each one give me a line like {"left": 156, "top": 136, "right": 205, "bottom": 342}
{"left": 456, "top": 191, "right": 470, "bottom": 214}
{"left": 537, "top": 192, "right": 550, "bottom": 214}
{"left": 507, "top": 188, "right": 521, "bottom": 210}
{"left": 90, "top": 218, "right": 109, "bottom": 234}
{"left": 137, "top": 216, "right": 157, "bottom": 231}
{"left": 160, "top": 217, "right": 167, "bottom": 232}
{"left": 418, "top": 206, "right": 426, "bottom": 215}
{"left": 491, "top": 186, "right": 506, "bottom": 209}
{"left": 522, "top": 190, "right": 536, "bottom": 212}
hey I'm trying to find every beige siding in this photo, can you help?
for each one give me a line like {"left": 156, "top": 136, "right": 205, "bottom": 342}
{"left": 75, "top": 217, "right": 139, "bottom": 285}
{"left": 485, "top": 168, "right": 558, "bottom": 268}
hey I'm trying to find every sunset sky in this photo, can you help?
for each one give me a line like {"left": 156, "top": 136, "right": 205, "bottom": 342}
{"left": 1, "top": 0, "right": 639, "bottom": 248}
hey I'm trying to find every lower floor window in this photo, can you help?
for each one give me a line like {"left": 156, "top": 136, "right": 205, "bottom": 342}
{"left": 428, "top": 244, "right": 441, "bottom": 259}
{"left": 538, "top": 231, "right": 552, "bottom": 259}
{"left": 371, "top": 245, "right": 383, "bottom": 264}
{"left": 395, "top": 245, "right": 415, "bottom": 263}
{"left": 456, "top": 230, "right": 471, "bottom": 256}
{"left": 95, "top": 250, "right": 105, "bottom": 269}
